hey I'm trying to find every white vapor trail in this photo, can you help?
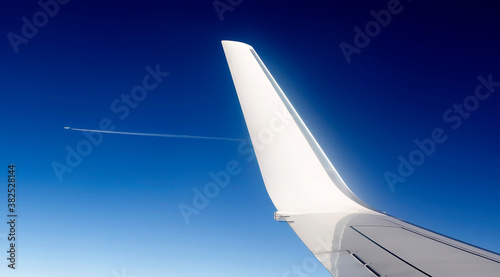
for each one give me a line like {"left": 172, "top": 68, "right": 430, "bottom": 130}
{"left": 66, "top": 127, "right": 245, "bottom": 142}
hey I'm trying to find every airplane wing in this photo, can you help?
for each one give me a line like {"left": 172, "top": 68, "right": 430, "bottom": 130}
{"left": 222, "top": 40, "right": 500, "bottom": 276}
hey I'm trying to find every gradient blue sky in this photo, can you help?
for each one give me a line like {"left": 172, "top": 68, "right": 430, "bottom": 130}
{"left": 1, "top": 1, "right": 499, "bottom": 276}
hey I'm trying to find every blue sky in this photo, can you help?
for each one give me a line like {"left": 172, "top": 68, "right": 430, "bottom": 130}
{"left": 1, "top": 0, "right": 499, "bottom": 276}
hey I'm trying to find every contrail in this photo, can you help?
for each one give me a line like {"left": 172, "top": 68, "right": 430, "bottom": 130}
{"left": 65, "top": 127, "right": 245, "bottom": 142}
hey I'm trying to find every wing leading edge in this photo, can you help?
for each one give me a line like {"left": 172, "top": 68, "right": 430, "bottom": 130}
{"left": 222, "top": 40, "right": 500, "bottom": 276}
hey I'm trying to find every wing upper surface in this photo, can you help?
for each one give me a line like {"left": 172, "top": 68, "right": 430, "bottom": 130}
{"left": 285, "top": 213, "right": 500, "bottom": 276}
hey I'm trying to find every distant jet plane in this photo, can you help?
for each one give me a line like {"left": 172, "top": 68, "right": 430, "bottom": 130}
{"left": 222, "top": 40, "right": 500, "bottom": 276}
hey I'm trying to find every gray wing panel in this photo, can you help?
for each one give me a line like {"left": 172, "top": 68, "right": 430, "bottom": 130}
{"left": 283, "top": 213, "right": 500, "bottom": 277}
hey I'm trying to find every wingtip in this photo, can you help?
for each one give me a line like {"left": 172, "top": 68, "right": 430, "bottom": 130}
{"left": 221, "top": 40, "right": 253, "bottom": 49}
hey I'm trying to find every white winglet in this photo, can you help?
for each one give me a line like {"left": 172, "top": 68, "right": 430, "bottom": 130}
{"left": 222, "top": 40, "right": 373, "bottom": 215}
